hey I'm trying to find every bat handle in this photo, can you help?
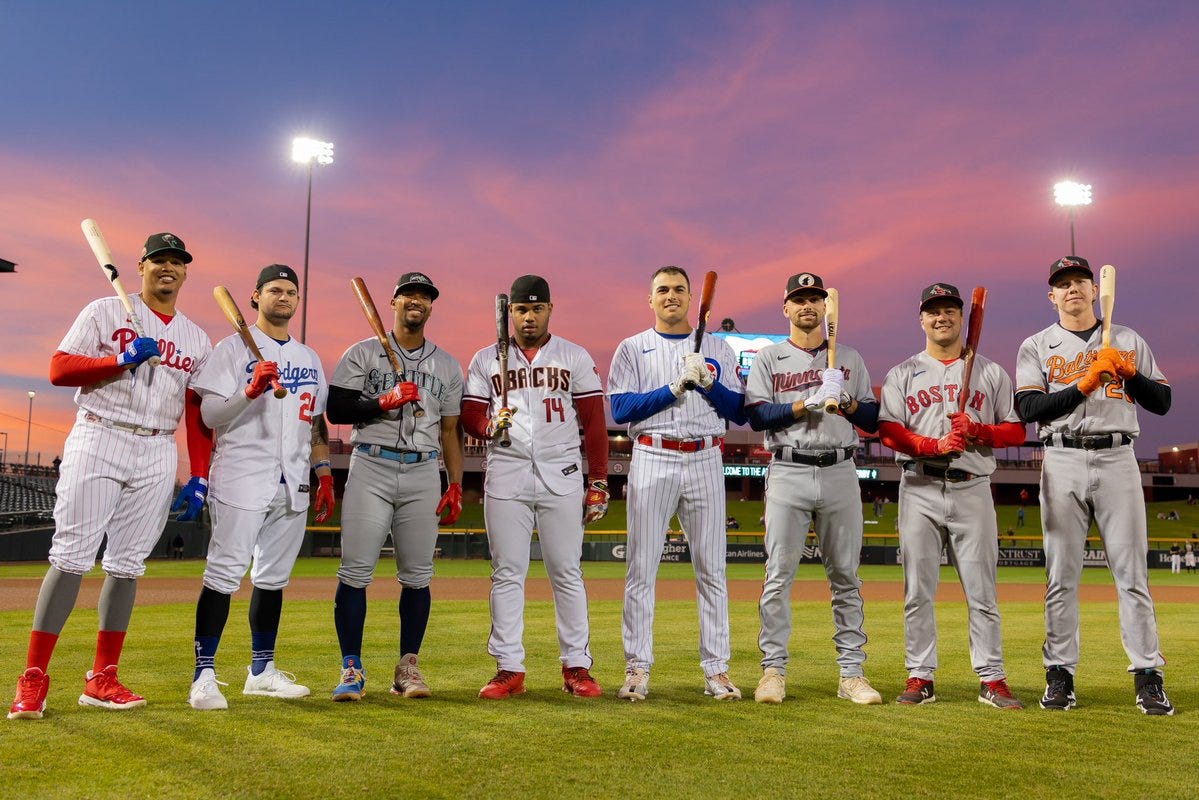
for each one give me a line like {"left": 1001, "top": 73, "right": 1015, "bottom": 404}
{"left": 823, "top": 398, "right": 840, "bottom": 414}
{"left": 412, "top": 402, "right": 425, "bottom": 419}
{"left": 272, "top": 379, "right": 288, "bottom": 399}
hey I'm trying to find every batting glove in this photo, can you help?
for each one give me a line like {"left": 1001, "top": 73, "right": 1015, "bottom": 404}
{"left": 437, "top": 482, "right": 463, "bottom": 526}
{"left": 313, "top": 475, "right": 336, "bottom": 524}
{"left": 116, "top": 337, "right": 161, "bottom": 369}
{"left": 245, "top": 361, "right": 280, "bottom": 399}
{"left": 1100, "top": 347, "right": 1137, "bottom": 379}
{"left": 378, "top": 381, "right": 420, "bottom": 411}
{"left": 935, "top": 429, "right": 968, "bottom": 456}
{"left": 171, "top": 476, "right": 208, "bottom": 522}
{"left": 819, "top": 368, "right": 846, "bottom": 399}
{"left": 1077, "top": 355, "right": 1120, "bottom": 395}
{"left": 583, "top": 479, "right": 609, "bottom": 525}
{"left": 486, "top": 406, "right": 516, "bottom": 439}
{"left": 683, "top": 353, "right": 714, "bottom": 389}
{"left": 948, "top": 411, "right": 983, "bottom": 442}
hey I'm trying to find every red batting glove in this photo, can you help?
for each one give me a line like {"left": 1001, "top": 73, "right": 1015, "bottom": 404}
{"left": 583, "top": 479, "right": 610, "bottom": 525}
{"left": 245, "top": 361, "right": 280, "bottom": 399}
{"left": 313, "top": 474, "right": 335, "bottom": 523}
{"left": 436, "top": 482, "right": 463, "bottom": 526}
{"left": 948, "top": 412, "right": 983, "bottom": 443}
{"left": 378, "top": 381, "right": 420, "bottom": 411}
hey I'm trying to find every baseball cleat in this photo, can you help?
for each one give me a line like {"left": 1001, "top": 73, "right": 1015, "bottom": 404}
{"left": 8, "top": 667, "right": 49, "bottom": 720}
{"left": 978, "top": 678, "right": 1024, "bottom": 710}
{"left": 391, "top": 654, "right": 431, "bottom": 699}
{"left": 703, "top": 672, "right": 741, "bottom": 701}
{"left": 79, "top": 665, "right": 146, "bottom": 710}
{"left": 896, "top": 677, "right": 936, "bottom": 705}
{"left": 243, "top": 662, "right": 310, "bottom": 699}
{"left": 617, "top": 667, "right": 649, "bottom": 702}
{"left": 1039, "top": 667, "right": 1076, "bottom": 711}
{"left": 562, "top": 666, "right": 602, "bottom": 697}
{"left": 188, "top": 668, "right": 228, "bottom": 711}
{"left": 479, "top": 670, "right": 526, "bottom": 699}
{"left": 332, "top": 657, "right": 366, "bottom": 702}
{"left": 838, "top": 675, "right": 883, "bottom": 705}
{"left": 754, "top": 668, "right": 786, "bottom": 704}
{"left": 1134, "top": 670, "right": 1175, "bottom": 716}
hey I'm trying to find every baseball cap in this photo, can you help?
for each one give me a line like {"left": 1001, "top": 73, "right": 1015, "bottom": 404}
{"left": 784, "top": 272, "right": 828, "bottom": 300}
{"left": 1047, "top": 256, "right": 1093, "bottom": 285}
{"left": 919, "top": 283, "right": 964, "bottom": 311}
{"left": 510, "top": 274, "right": 550, "bottom": 303}
{"left": 141, "top": 233, "right": 192, "bottom": 264}
{"left": 256, "top": 264, "right": 299, "bottom": 291}
{"left": 393, "top": 271, "right": 439, "bottom": 300}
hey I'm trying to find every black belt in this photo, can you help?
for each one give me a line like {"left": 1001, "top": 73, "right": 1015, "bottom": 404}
{"left": 905, "top": 462, "right": 976, "bottom": 483}
{"left": 773, "top": 447, "right": 854, "bottom": 467}
{"left": 1046, "top": 433, "right": 1131, "bottom": 450}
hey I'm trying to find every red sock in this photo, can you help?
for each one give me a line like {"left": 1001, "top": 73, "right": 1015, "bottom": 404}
{"left": 26, "top": 630, "right": 59, "bottom": 672}
{"left": 94, "top": 630, "right": 127, "bottom": 674}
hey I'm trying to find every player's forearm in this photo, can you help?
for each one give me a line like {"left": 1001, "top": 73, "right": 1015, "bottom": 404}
{"left": 609, "top": 387, "right": 677, "bottom": 424}
{"left": 1123, "top": 373, "right": 1171, "bottom": 415}
{"left": 974, "top": 420, "right": 1026, "bottom": 448}
{"left": 440, "top": 416, "right": 465, "bottom": 484}
{"left": 576, "top": 395, "right": 609, "bottom": 480}
{"left": 326, "top": 385, "right": 387, "bottom": 425}
{"left": 49, "top": 350, "right": 125, "bottom": 387}
{"left": 878, "top": 420, "right": 939, "bottom": 458}
{"left": 701, "top": 381, "right": 747, "bottom": 425}
{"left": 183, "top": 389, "right": 214, "bottom": 478}
{"left": 1015, "top": 388, "right": 1084, "bottom": 423}
{"left": 843, "top": 400, "right": 880, "bottom": 433}
{"left": 199, "top": 389, "right": 253, "bottom": 428}
{"left": 745, "top": 401, "right": 801, "bottom": 431}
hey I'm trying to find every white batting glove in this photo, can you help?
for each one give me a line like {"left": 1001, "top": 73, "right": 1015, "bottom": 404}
{"left": 820, "top": 368, "right": 846, "bottom": 398}
{"left": 686, "top": 354, "right": 714, "bottom": 389}
{"left": 669, "top": 366, "right": 697, "bottom": 397}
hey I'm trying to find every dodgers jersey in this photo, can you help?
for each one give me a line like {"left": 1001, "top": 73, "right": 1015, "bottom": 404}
{"left": 745, "top": 341, "right": 875, "bottom": 451}
{"left": 879, "top": 351, "right": 1018, "bottom": 476}
{"left": 57, "top": 294, "right": 211, "bottom": 431}
{"left": 191, "top": 329, "right": 328, "bottom": 512}
{"left": 608, "top": 329, "right": 742, "bottom": 439}
{"left": 464, "top": 335, "right": 603, "bottom": 497}
{"left": 1015, "top": 322, "right": 1165, "bottom": 438}
{"left": 330, "top": 334, "right": 463, "bottom": 451}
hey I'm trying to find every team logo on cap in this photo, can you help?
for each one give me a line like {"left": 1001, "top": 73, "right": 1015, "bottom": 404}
{"left": 798, "top": 274, "right": 816, "bottom": 287}
{"left": 928, "top": 285, "right": 952, "bottom": 296}
{"left": 410, "top": 274, "right": 430, "bottom": 283}
{"left": 161, "top": 234, "right": 181, "bottom": 249}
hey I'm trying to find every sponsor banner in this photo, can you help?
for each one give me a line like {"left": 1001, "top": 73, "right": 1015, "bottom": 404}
{"left": 998, "top": 548, "right": 1045, "bottom": 568}
{"left": 602, "top": 541, "right": 775, "bottom": 563}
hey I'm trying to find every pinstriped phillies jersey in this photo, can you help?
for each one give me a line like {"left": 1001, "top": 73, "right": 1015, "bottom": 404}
{"left": 57, "top": 294, "right": 211, "bottom": 431}
{"left": 1015, "top": 323, "right": 1165, "bottom": 439}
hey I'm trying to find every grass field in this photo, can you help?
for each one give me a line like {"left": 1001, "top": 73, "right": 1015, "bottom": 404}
{"left": 2, "top": 560, "right": 1197, "bottom": 798}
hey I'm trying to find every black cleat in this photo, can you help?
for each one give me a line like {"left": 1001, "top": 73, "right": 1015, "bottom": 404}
{"left": 1134, "top": 671, "right": 1175, "bottom": 716}
{"left": 1040, "top": 666, "right": 1076, "bottom": 711}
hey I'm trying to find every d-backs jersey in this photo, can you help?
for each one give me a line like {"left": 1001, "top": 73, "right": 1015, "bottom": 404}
{"left": 191, "top": 329, "right": 327, "bottom": 512}
{"left": 745, "top": 340, "right": 875, "bottom": 451}
{"left": 879, "top": 351, "right": 1018, "bottom": 476}
{"left": 331, "top": 334, "right": 463, "bottom": 452}
{"left": 464, "top": 335, "right": 602, "bottom": 497}
{"left": 607, "top": 329, "right": 742, "bottom": 440}
{"left": 57, "top": 294, "right": 211, "bottom": 431}
{"left": 1016, "top": 322, "right": 1165, "bottom": 439}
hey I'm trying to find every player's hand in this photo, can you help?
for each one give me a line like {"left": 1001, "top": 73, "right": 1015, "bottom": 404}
{"left": 583, "top": 479, "right": 609, "bottom": 525}
{"left": 486, "top": 406, "right": 516, "bottom": 439}
{"left": 116, "top": 337, "right": 161, "bottom": 369}
{"left": 819, "top": 368, "right": 846, "bottom": 398}
{"left": 1077, "top": 355, "right": 1120, "bottom": 395}
{"left": 437, "top": 482, "right": 463, "bottom": 526}
{"left": 378, "top": 382, "right": 420, "bottom": 411}
{"left": 245, "top": 361, "right": 280, "bottom": 399}
{"left": 170, "top": 476, "right": 208, "bottom": 522}
{"left": 935, "top": 429, "right": 967, "bottom": 456}
{"left": 1109, "top": 350, "right": 1137, "bottom": 379}
{"left": 947, "top": 411, "right": 983, "bottom": 442}
{"left": 684, "top": 353, "right": 714, "bottom": 389}
{"left": 313, "top": 475, "right": 335, "bottom": 523}
{"left": 669, "top": 364, "right": 698, "bottom": 397}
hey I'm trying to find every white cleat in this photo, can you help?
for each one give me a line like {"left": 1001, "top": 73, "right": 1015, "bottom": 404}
{"left": 617, "top": 667, "right": 649, "bottom": 702}
{"left": 243, "top": 662, "right": 310, "bottom": 698}
{"left": 838, "top": 675, "right": 884, "bottom": 705}
{"left": 189, "top": 668, "right": 229, "bottom": 711}
{"left": 755, "top": 668, "right": 786, "bottom": 704}
{"left": 704, "top": 672, "right": 742, "bottom": 701}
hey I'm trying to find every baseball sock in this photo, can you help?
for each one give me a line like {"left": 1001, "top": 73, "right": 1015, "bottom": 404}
{"left": 334, "top": 582, "right": 367, "bottom": 660}
{"left": 31, "top": 566, "right": 84, "bottom": 636}
{"left": 93, "top": 631, "right": 127, "bottom": 675}
{"left": 94, "top": 575, "right": 137, "bottom": 674}
{"left": 25, "top": 630, "right": 59, "bottom": 673}
{"left": 399, "top": 585, "right": 431, "bottom": 656}
{"left": 194, "top": 586, "right": 231, "bottom": 681}
{"left": 249, "top": 587, "right": 283, "bottom": 675}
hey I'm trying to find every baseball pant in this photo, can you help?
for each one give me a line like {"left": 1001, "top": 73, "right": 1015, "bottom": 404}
{"left": 203, "top": 485, "right": 307, "bottom": 595}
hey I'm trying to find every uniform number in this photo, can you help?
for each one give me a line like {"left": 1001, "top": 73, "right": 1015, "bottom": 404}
{"left": 1104, "top": 380, "right": 1134, "bottom": 404}
{"left": 299, "top": 392, "right": 316, "bottom": 422}
{"left": 543, "top": 397, "right": 565, "bottom": 422}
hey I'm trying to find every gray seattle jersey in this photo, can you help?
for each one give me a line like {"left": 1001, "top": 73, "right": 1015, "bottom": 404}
{"left": 330, "top": 334, "right": 463, "bottom": 451}
{"left": 1015, "top": 322, "right": 1165, "bottom": 439}
{"left": 879, "top": 351, "right": 1019, "bottom": 476}
{"left": 745, "top": 340, "right": 874, "bottom": 450}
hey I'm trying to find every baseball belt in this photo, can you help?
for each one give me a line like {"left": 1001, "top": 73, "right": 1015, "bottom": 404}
{"left": 355, "top": 444, "right": 439, "bottom": 464}
{"left": 1044, "top": 433, "right": 1132, "bottom": 450}
{"left": 83, "top": 411, "right": 173, "bottom": 437}
{"left": 636, "top": 434, "right": 724, "bottom": 452}
{"left": 773, "top": 447, "right": 855, "bottom": 467}
{"left": 904, "top": 461, "right": 977, "bottom": 483}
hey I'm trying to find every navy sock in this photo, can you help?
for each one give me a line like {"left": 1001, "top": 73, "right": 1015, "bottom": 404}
{"left": 194, "top": 587, "right": 231, "bottom": 681}
{"left": 399, "top": 586, "right": 431, "bottom": 656}
{"left": 249, "top": 587, "right": 283, "bottom": 675}
{"left": 334, "top": 582, "right": 368, "bottom": 659}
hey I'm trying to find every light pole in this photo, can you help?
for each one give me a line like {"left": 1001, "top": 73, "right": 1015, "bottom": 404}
{"left": 0, "top": 430, "right": 8, "bottom": 468}
{"left": 291, "top": 136, "right": 335, "bottom": 343}
{"left": 1053, "top": 181, "right": 1092, "bottom": 256}
{"left": 24, "top": 391, "right": 35, "bottom": 468}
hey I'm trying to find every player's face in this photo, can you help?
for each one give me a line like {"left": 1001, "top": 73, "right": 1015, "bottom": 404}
{"left": 254, "top": 279, "right": 299, "bottom": 324}
{"left": 392, "top": 289, "right": 434, "bottom": 331}
{"left": 784, "top": 292, "right": 825, "bottom": 333}
{"left": 511, "top": 301, "right": 552, "bottom": 347}
{"left": 138, "top": 253, "right": 188, "bottom": 299}
{"left": 919, "top": 301, "right": 962, "bottom": 347}
{"left": 1048, "top": 273, "right": 1098, "bottom": 316}
{"left": 650, "top": 274, "right": 691, "bottom": 327}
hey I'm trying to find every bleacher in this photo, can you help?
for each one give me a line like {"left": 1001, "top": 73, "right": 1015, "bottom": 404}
{"left": 0, "top": 474, "right": 57, "bottom": 529}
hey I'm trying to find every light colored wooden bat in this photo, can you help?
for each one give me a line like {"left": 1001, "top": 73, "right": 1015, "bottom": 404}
{"left": 823, "top": 288, "right": 840, "bottom": 413}
{"left": 1099, "top": 264, "right": 1116, "bottom": 384}
{"left": 81, "top": 218, "right": 159, "bottom": 379}
{"left": 213, "top": 286, "right": 287, "bottom": 398}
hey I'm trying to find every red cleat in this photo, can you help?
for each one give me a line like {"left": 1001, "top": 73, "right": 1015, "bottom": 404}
{"left": 479, "top": 670, "right": 526, "bottom": 699}
{"left": 78, "top": 665, "right": 146, "bottom": 710}
{"left": 8, "top": 668, "right": 49, "bottom": 720}
{"left": 562, "top": 666, "right": 602, "bottom": 697}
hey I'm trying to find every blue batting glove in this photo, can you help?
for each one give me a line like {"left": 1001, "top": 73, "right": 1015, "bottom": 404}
{"left": 117, "top": 337, "right": 161, "bottom": 368}
{"left": 171, "top": 476, "right": 208, "bottom": 521}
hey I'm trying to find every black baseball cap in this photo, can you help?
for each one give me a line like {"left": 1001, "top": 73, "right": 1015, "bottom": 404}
{"left": 1047, "top": 256, "right": 1093, "bottom": 285}
{"left": 141, "top": 233, "right": 192, "bottom": 264}
{"left": 784, "top": 272, "right": 828, "bottom": 300}
{"left": 256, "top": 264, "right": 299, "bottom": 291}
{"left": 393, "top": 271, "right": 439, "bottom": 300}
{"left": 510, "top": 274, "right": 550, "bottom": 302}
{"left": 919, "top": 283, "right": 964, "bottom": 311}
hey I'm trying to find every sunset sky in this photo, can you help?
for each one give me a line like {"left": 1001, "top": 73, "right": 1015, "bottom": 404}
{"left": 2, "top": 1, "right": 1196, "bottom": 471}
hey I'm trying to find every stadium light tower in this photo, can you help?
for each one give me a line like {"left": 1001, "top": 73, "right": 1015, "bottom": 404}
{"left": 291, "top": 136, "right": 335, "bottom": 343}
{"left": 0, "top": 430, "right": 8, "bottom": 466}
{"left": 24, "top": 391, "right": 35, "bottom": 467}
{"left": 1053, "top": 181, "right": 1092, "bottom": 256}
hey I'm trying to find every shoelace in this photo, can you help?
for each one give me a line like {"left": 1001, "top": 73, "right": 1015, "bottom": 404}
{"left": 1142, "top": 683, "right": 1167, "bottom": 703}
{"left": 904, "top": 677, "right": 928, "bottom": 693}
{"left": 340, "top": 668, "right": 364, "bottom": 685}
{"left": 1046, "top": 679, "right": 1069, "bottom": 698}
{"left": 986, "top": 680, "right": 1014, "bottom": 698}
{"left": 17, "top": 672, "right": 47, "bottom": 702}
{"left": 493, "top": 670, "right": 520, "bottom": 685}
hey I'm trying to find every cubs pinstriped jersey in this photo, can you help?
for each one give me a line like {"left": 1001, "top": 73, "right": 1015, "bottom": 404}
{"left": 464, "top": 334, "right": 603, "bottom": 497}
{"left": 745, "top": 340, "right": 874, "bottom": 450}
{"left": 608, "top": 329, "right": 742, "bottom": 439}
{"left": 330, "top": 334, "right": 463, "bottom": 451}
{"left": 57, "top": 294, "right": 211, "bottom": 431}
{"left": 191, "top": 329, "right": 327, "bottom": 512}
{"left": 879, "top": 351, "right": 1018, "bottom": 476}
{"left": 1015, "top": 322, "right": 1165, "bottom": 438}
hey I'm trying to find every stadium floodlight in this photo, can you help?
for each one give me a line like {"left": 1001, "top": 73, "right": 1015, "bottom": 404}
{"left": 1053, "top": 181, "right": 1093, "bottom": 255}
{"left": 291, "top": 137, "right": 335, "bottom": 342}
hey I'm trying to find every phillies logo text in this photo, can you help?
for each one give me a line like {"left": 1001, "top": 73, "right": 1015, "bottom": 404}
{"left": 112, "top": 328, "right": 195, "bottom": 373}
{"left": 491, "top": 366, "right": 572, "bottom": 395}
{"left": 904, "top": 384, "right": 984, "bottom": 413}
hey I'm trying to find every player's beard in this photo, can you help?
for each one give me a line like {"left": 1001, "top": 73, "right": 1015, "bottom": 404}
{"left": 263, "top": 304, "right": 296, "bottom": 327}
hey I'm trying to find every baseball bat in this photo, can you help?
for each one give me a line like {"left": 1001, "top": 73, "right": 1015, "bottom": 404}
{"left": 957, "top": 286, "right": 987, "bottom": 414}
{"left": 350, "top": 277, "right": 424, "bottom": 418}
{"left": 823, "top": 287, "right": 841, "bottom": 413}
{"left": 212, "top": 286, "right": 287, "bottom": 399}
{"left": 81, "top": 218, "right": 160, "bottom": 375}
{"left": 1098, "top": 264, "right": 1116, "bottom": 384}
{"left": 682, "top": 270, "right": 718, "bottom": 390}
{"left": 496, "top": 293, "right": 512, "bottom": 447}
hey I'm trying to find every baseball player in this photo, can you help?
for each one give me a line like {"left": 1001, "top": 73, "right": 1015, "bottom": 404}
{"left": 1015, "top": 256, "right": 1174, "bottom": 715}
{"left": 878, "top": 283, "right": 1026, "bottom": 709}
{"left": 326, "top": 272, "right": 464, "bottom": 702}
{"left": 9, "top": 233, "right": 213, "bottom": 720}
{"left": 609, "top": 266, "right": 747, "bottom": 701}
{"left": 187, "top": 265, "right": 333, "bottom": 711}
{"left": 744, "top": 273, "right": 883, "bottom": 705}
{"left": 460, "top": 275, "right": 609, "bottom": 699}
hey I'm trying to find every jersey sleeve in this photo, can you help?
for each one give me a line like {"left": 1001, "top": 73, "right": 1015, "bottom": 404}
{"left": 744, "top": 343, "right": 775, "bottom": 406}
{"left": 606, "top": 339, "right": 638, "bottom": 396}
{"left": 846, "top": 348, "right": 876, "bottom": 403}
{"left": 441, "top": 356, "right": 465, "bottom": 417}
{"left": 1131, "top": 330, "right": 1166, "bottom": 382}
{"left": 1015, "top": 336, "right": 1047, "bottom": 394}
{"left": 463, "top": 348, "right": 496, "bottom": 406}
{"left": 984, "top": 359, "right": 1020, "bottom": 424}
{"left": 56, "top": 300, "right": 104, "bottom": 356}
{"left": 714, "top": 337, "right": 743, "bottom": 392}
{"left": 571, "top": 348, "right": 604, "bottom": 398}
{"left": 190, "top": 337, "right": 241, "bottom": 399}
{"left": 312, "top": 353, "right": 329, "bottom": 416}
{"left": 877, "top": 365, "right": 909, "bottom": 425}
{"left": 330, "top": 341, "right": 368, "bottom": 391}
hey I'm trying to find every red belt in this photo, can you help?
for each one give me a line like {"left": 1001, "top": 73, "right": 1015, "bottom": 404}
{"left": 636, "top": 434, "right": 724, "bottom": 452}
